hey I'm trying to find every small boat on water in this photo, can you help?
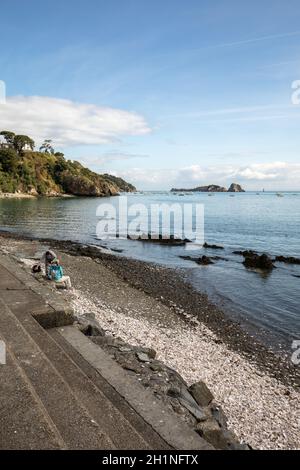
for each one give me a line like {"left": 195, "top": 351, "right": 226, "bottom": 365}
{"left": 276, "top": 193, "right": 284, "bottom": 197}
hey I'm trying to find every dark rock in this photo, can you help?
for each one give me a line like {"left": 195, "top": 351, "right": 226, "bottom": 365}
{"left": 164, "top": 366, "right": 188, "bottom": 385}
{"left": 91, "top": 336, "right": 123, "bottom": 348}
{"left": 228, "top": 441, "right": 251, "bottom": 450}
{"left": 203, "top": 242, "right": 224, "bottom": 250}
{"left": 178, "top": 398, "right": 207, "bottom": 421}
{"left": 228, "top": 183, "right": 245, "bottom": 192}
{"left": 189, "top": 381, "right": 214, "bottom": 406}
{"left": 167, "top": 386, "right": 183, "bottom": 399}
{"left": 133, "top": 346, "right": 156, "bottom": 359}
{"left": 170, "top": 399, "right": 188, "bottom": 416}
{"left": 233, "top": 250, "right": 275, "bottom": 270}
{"left": 143, "top": 347, "right": 156, "bottom": 359}
{"left": 180, "top": 255, "right": 197, "bottom": 262}
{"left": 196, "top": 419, "right": 244, "bottom": 450}
{"left": 275, "top": 255, "right": 300, "bottom": 265}
{"left": 83, "top": 324, "right": 105, "bottom": 337}
{"left": 180, "top": 254, "right": 226, "bottom": 265}
{"left": 118, "top": 346, "right": 132, "bottom": 353}
{"left": 211, "top": 256, "right": 228, "bottom": 262}
{"left": 197, "top": 255, "right": 214, "bottom": 265}
{"left": 243, "top": 253, "right": 274, "bottom": 270}
{"left": 210, "top": 405, "right": 228, "bottom": 428}
{"left": 196, "top": 418, "right": 220, "bottom": 444}
{"left": 167, "top": 385, "right": 207, "bottom": 421}
{"left": 128, "top": 233, "right": 190, "bottom": 246}
{"left": 233, "top": 250, "right": 257, "bottom": 257}
{"left": 76, "top": 315, "right": 106, "bottom": 337}
{"left": 214, "top": 338, "right": 223, "bottom": 345}
{"left": 150, "top": 361, "right": 164, "bottom": 372}
{"left": 136, "top": 352, "right": 152, "bottom": 363}
{"left": 114, "top": 352, "right": 142, "bottom": 373}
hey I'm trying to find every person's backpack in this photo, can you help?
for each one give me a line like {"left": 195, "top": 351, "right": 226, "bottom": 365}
{"left": 32, "top": 264, "right": 42, "bottom": 273}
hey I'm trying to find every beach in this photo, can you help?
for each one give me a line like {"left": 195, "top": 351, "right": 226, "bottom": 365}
{"left": 0, "top": 193, "right": 36, "bottom": 199}
{"left": 1, "top": 232, "right": 299, "bottom": 450}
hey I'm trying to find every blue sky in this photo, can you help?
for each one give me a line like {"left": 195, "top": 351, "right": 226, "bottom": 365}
{"left": 0, "top": 0, "right": 300, "bottom": 189}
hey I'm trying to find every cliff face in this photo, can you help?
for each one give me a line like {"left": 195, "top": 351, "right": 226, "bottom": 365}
{"left": 0, "top": 149, "right": 136, "bottom": 196}
{"left": 228, "top": 183, "right": 245, "bottom": 192}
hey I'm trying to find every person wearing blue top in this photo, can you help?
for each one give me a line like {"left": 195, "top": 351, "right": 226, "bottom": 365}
{"left": 48, "top": 263, "right": 64, "bottom": 281}
{"left": 48, "top": 259, "right": 72, "bottom": 289}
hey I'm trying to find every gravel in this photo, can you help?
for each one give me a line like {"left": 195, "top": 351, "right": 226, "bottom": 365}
{"left": 69, "top": 286, "right": 300, "bottom": 450}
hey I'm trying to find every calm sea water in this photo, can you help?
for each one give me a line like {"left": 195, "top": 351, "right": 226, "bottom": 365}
{"left": 0, "top": 191, "right": 299, "bottom": 351}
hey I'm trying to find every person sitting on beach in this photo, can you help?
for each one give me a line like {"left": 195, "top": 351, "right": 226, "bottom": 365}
{"left": 40, "top": 249, "right": 57, "bottom": 276}
{"left": 48, "top": 259, "right": 72, "bottom": 289}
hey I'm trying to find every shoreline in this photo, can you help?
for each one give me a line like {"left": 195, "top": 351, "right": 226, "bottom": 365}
{"left": 56, "top": 240, "right": 300, "bottom": 388}
{"left": 0, "top": 192, "right": 36, "bottom": 199}
{"left": 1, "top": 231, "right": 299, "bottom": 449}
{"left": 0, "top": 229, "right": 298, "bottom": 389}
{"left": 0, "top": 192, "right": 77, "bottom": 199}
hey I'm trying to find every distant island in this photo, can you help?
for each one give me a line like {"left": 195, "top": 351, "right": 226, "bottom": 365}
{"left": 171, "top": 183, "right": 245, "bottom": 193}
{"left": 0, "top": 130, "right": 135, "bottom": 197}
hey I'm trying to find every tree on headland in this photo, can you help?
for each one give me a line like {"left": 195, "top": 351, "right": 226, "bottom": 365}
{"left": 13, "top": 135, "right": 35, "bottom": 155}
{"left": 39, "top": 139, "right": 54, "bottom": 154}
{"left": 0, "top": 130, "right": 35, "bottom": 155}
{"left": 0, "top": 130, "right": 16, "bottom": 146}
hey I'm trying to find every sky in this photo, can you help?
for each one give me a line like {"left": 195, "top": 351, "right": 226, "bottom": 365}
{"left": 0, "top": 0, "right": 300, "bottom": 190}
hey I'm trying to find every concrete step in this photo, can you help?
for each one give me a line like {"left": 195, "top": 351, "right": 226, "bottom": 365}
{"left": 13, "top": 308, "right": 164, "bottom": 450}
{"left": 56, "top": 326, "right": 213, "bottom": 450}
{"left": 0, "top": 296, "right": 167, "bottom": 449}
{"left": 0, "top": 299, "right": 114, "bottom": 449}
{"left": 49, "top": 328, "right": 169, "bottom": 450}
{"left": 0, "top": 257, "right": 167, "bottom": 449}
{"left": 0, "top": 333, "right": 65, "bottom": 450}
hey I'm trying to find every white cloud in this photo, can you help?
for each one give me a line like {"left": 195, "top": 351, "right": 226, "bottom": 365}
{"left": 236, "top": 162, "right": 289, "bottom": 180}
{"left": 117, "top": 162, "right": 300, "bottom": 190}
{"left": 0, "top": 96, "right": 151, "bottom": 147}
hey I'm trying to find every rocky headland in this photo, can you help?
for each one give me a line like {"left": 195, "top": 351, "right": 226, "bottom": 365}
{"left": 171, "top": 183, "right": 245, "bottom": 193}
{"left": 0, "top": 130, "right": 135, "bottom": 197}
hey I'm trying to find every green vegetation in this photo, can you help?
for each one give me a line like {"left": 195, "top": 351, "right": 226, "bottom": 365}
{"left": 0, "top": 131, "right": 35, "bottom": 155}
{"left": 0, "top": 131, "right": 136, "bottom": 196}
